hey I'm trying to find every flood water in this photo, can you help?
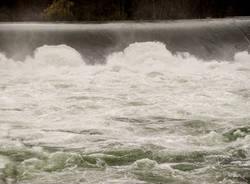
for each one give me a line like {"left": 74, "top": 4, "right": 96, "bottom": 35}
{"left": 0, "top": 19, "right": 250, "bottom": 184}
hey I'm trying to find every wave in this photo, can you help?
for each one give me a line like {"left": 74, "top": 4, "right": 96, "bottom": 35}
{"left": 1, "top": 42, "right": 250, "bottom": 184}
{"left": 0, "top": 42, "right": 249, "bottom": 69}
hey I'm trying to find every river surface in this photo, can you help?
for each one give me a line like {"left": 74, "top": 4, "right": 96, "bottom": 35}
{"left": 0, "top": 26, "right": 250, "bottom": 183}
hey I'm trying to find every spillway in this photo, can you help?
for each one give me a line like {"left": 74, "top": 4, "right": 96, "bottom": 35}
{"left": 0, "top": 17, "right": 249, "bottom": 63}
{"left": 0, "top": 18, "right": 250, "bottom": 184}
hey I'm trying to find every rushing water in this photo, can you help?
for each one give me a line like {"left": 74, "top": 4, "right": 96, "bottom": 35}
{"left": 0, "top": 19, "right": 250, "bottom": 184}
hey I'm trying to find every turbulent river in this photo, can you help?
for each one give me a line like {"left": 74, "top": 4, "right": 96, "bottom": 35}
{"left": 0, "top": 19, "right": 250, "bottom": 184}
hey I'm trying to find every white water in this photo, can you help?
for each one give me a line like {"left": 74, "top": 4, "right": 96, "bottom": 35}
{"left": 0, "top": 42, "right": 250, "bottom": 184}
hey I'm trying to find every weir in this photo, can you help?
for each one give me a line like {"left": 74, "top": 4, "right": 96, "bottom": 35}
{"left": 0, "top": 17, "right": 249, "bottom": 63}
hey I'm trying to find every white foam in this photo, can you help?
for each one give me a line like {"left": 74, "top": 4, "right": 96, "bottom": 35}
{"left": 31, "top": 45, "right": 84, "bottom": 67}
{"left": 0, "top": 155, "right": 9, "bottom": 169}
{"left": 234, "top": 51, "right": 250, "bottom": 63}
{"left": 0, "top": 41, "right": 250, "bottom": 183}
{"left": 107, "top": 42, "right": 250, "bottom": 74}
{"left": 107, "top": 42, "right": 177, "bottom": 73}
{"left": 0, "top": 42, "right": 249, "bottom": 121}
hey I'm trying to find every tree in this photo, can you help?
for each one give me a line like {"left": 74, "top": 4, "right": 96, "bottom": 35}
{"left": 41, "top": 0, "right": 74, "bottom": 21}
{"left": 0, "top": 6, "right": 11, "bottom": 21}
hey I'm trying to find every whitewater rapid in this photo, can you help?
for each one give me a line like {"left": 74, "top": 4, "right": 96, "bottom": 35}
{"left": 0, "top": 42, "right": 250, "bottom": 184}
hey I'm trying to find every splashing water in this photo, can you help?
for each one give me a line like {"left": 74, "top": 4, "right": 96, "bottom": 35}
{"left": 0, "top": 42, "right": 250, "bottom": 184}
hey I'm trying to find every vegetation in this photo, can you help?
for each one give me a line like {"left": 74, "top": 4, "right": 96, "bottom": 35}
{"left": 41, "top": 0, "right": 74, "bottom": 21}
{"left": 0, "top": 0, "right": 249, "bottom": 21}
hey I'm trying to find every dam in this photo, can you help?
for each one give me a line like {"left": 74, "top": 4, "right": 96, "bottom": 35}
{"left": 0, "top": 18, "right": 249, "bottom": 62}
{"left": 0, "top": 18, "right": 250, "bottom": 184}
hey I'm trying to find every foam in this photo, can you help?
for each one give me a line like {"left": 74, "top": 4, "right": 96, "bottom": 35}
{"left": 0, "top": 42, "right": 250, "bottom": 184}
{"left": 32, "top": 45, "right": 84, "bottom": 67}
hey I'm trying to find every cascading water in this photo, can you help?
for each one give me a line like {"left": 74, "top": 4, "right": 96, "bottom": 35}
{"left": 0, "top": 18, "right": 250, "bottom": 184}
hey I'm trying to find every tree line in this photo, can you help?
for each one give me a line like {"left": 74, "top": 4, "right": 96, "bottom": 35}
{"left": 0, "top": 0, "right": 249, "bottom": 21}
